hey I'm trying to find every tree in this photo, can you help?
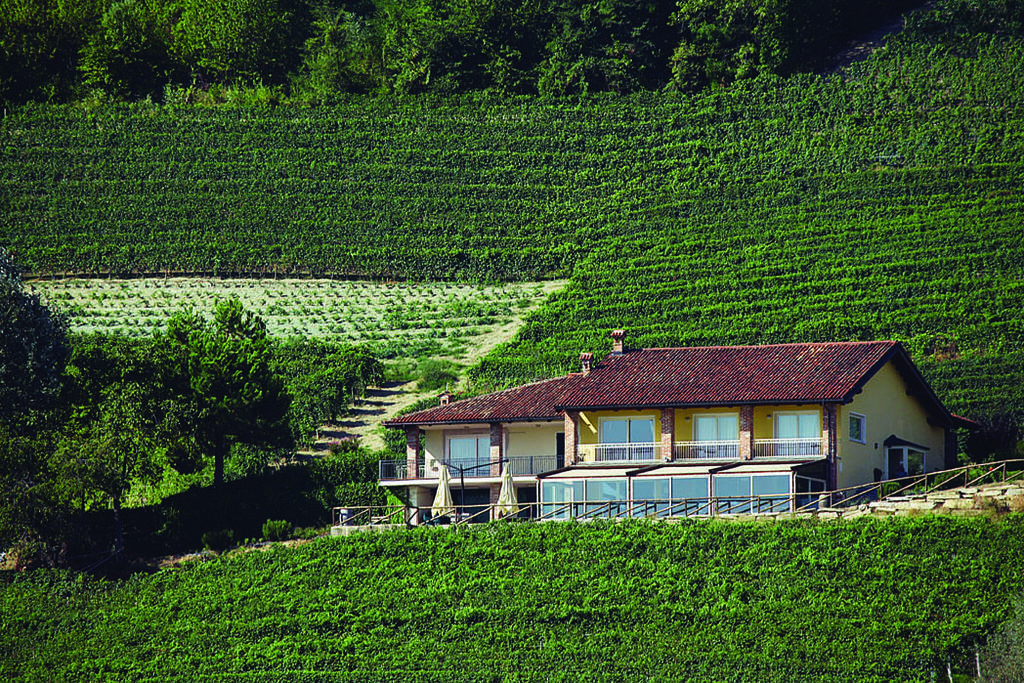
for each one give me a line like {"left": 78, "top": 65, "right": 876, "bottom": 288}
{"left": 163, "top": 299, "right": 291, "bottom": 486}
{"left": 0, "top": 249, "right": 70, "bottom": 435}
{"left": 55, "top": 383, "right": 159, "bottom": 561}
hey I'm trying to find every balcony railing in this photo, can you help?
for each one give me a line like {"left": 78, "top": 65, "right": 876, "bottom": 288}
{"left": 673, "top": 440, "right": 740, "bottom": 460}
{"left": 378, "top": 459, "right": 426, "bottom": 480}
{"left": 752, "top": 438, "right": 824, "bottom": 458}
{"left": 507, "top": 454, "right": 561, "bottom": 475}
{"left": 380, "top": 456, "right": 559, "bottom": 480}
{"left": 580, "top": 442, "right": 660, "bottom": 462}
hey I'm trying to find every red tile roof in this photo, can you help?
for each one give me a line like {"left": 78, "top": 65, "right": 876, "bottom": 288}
{"left": 555, "top": 341, "right": 899, "bottom": 409}
{"left": 385, "top": 374, "right": 586, "bottom": 426}
{"left": 388, "top": 341, "right": 956, "bottom": 428}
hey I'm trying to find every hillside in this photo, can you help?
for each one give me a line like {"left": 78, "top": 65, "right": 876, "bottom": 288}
{"left": 1, "top": 0, "right": 1023, "bottom": 427}
{"left": 3, "top": 517, "right": 1023, "bottom": 681}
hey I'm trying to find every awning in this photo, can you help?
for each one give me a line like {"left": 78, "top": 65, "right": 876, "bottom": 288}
{"left": 715, "top": 461, "right": 816, "bottom": 475}
{"left": 539, "top": 465, "right": 641, "bottom": 479}
{"left": 631, "top": 464, "right": 720, "bottom": 477}
{"left": 883, "top": 435, "right": 931, "bottom": 451}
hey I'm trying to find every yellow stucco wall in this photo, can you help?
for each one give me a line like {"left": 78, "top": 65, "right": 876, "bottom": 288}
{"left": 836, "top": 361, "right": 946, "bottom": 489}
{"left": 576, "top": 406, "right": 826, "bottom": 444}
{"left": 751, "top": 405, "right": 822, "bottom": 440}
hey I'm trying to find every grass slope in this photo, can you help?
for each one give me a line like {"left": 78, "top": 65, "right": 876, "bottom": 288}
{"left": 3, "top": 517, "right": 1023, "bottom": 681}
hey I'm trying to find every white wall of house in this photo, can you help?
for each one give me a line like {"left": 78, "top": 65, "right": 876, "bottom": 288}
{"left": 506, "top": 422, "right": 562, "bottom": 457}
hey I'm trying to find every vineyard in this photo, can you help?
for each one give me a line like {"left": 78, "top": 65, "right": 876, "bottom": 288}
{"left": 1, "top": 0, "right": 1023, "bottom": 423}
{"left": 32, "top": 278, "right": 561, "bottom": 360}
{"left": 3, "top": 517, "right": 1024, "bottom": 681}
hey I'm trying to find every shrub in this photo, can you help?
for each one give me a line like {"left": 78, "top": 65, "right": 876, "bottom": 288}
{"left": 262, "top": 519, "right": 292, "bottom": 542}
{"left": 201, "top": 528, "right": 235, "bottom": 552}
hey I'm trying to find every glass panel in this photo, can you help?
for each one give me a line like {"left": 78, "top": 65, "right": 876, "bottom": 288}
{"left": 907, "top": 450, "right": 925, "bottom": 476}
{"left": 798, "top": 414, "right": 820, "bottom": 438}
{"left": 585, "top": 479, "right": 627, "bottom": 517}
{"left": 752, "top": 474, "right": 790, "bottom": 513}
{"left": 850, "top": 415, "right": 865, "bottom": 442}
{"left": 629, "top": 418, "right": 655, "bottom": 443}
{"left": 695, "top": 416, "right": 718, "bottom": 441}
{"left": 602, "top": 419, "right": 628, "bottom": 443}
{"left": 714, "top": 476, "right": 751, "bottom": 514}
{"left": 633, "top": 478, "right": 670, "bottom": 516}
{"left": 541, "top": 480, "right": 583, "bottom": 519}
{"left": 717, "top": 415, "right": 739, "bottom": 440}
{"left": 450, "top": 437, "right": 477, "bottom": 461}
{"left": 672, "top": 477, "right": 710, "bottom": 516}
{"left": 478, "top": 437, "right": 490, "bottom": 461}
{"left": 887, "top": 449, "right": 906, "bottom": 478}
{"left": 777, "top": 414, "right": 798, "bottom": 439}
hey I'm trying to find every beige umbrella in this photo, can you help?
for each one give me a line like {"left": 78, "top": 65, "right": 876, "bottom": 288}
{"left": 495, "top": 462, "right": 520, "bottom": 518}
{"left": 431, "top": 463, "right": 456, "bottom": 520}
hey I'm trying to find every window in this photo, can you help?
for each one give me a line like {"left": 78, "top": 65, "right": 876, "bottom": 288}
{"left": 541, "top": 480, "right": 583, "bottom": 518}
{"left": 601, "top": 417, "right": 654, "bottom": 443}
{"left": 694, "top": 414, "right": 739, "bottom": 441}
{"left": 632, "top": 478, "right": 671, "bottom": 516}
{"left": 714, "top": 474, "right": 791, "bottom": 514}
{"left": 448, "top": 435, "right": 489, "bottom": 476}
{"left": 541, "top": 479, "right": 627, "bottom": 518}
{"left": 599, "top": 417, "right": 656, "bottom": 461}
{"left": 849, "top": 413, "right": 866, "bottom": 443}
{"left": 672, "top": 476, "right": 710, "bottom": 516}
{"left": 776, "top": 412, "right": 820, "bottom": 439}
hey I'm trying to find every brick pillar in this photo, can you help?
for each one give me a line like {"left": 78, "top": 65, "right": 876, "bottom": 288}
{"left": 489, "top": 483, "right": 501, "bottom": 521}
{"left": 823, "top": 404, "right": 838, "bottom": 489}
{"left": 739, "top": 405, "right": 754, "bottom": 460}
{"left": 405, "top": 426, "right": 419, "bottom": 478}
{"left": 660, "top": 408, "right": 675, "bottom": 462}
{"left": 489, "top": 422, "right": 503, "bottom": 476}
{"left": 564, "top": 411, "right": 579, "bottom": 465}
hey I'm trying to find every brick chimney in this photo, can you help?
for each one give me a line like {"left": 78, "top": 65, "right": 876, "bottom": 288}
{"left": 580, "top": 352, "right": 593, "bottom": 376}
{"left": 611, "top": 329, "right": 626, "bottom": 355}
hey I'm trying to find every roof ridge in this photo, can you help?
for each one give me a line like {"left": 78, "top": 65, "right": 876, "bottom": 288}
{"left": 635, "top": 340, "right": 898, "bottom": 351}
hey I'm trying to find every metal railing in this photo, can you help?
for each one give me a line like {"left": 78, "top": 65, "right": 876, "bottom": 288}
{"left": 333, "top": 504, "right": 407, "bottom": 527}
{"left": 378, "top": 459, "right": 426, "bottom": 480}
{"left": 752, "top": 438, "right": 824, "bottom": 458}
{"left": 507, "top": 454, "right": 561, "bottom": 475}
{"left": 673, "top": 440, "right": 740, "bottom": 460}
{"left": 580, "top": 442, "right": 660, "bottom": 462}
{"left": 817, "top": 458, "right": 1024, "bottom": 509}
{"left": 357, "top": 459, "right": 1024, "bottom": 527}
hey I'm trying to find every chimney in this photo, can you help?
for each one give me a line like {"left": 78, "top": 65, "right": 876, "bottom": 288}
{"left": 611, "top": 329, "right": 626, "bottom": 355}
{"left": 439, "top": 390, "right": 452, "bottom": 406}
{"left": 580, "top": 352, "right": 593, "bottom": 376}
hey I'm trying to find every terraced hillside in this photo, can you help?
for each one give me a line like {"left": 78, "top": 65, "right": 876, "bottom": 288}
{"left": 1, "top": 0, "right": 1022, "bottom": 423}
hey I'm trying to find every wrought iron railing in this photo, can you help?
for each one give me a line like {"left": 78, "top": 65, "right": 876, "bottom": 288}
{"left": 507, "top": 454, "right": 561, "bottom": 475}
{"left": 752, "top": 438, "right": 824, "bottom": 458}
{"left": 580, "top": 442, "right": 660, "bottom": 462}
{"left": 378, "top": 459, "right": 426, "bottom": 480}
{"left": 673, "top": 440, "right": 740, "bottom": 460}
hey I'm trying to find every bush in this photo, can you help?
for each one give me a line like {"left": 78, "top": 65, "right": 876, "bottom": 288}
{"left": 262, "top": 519, "right": 292, "bottom": 542}
{"left": 980, "top": 598, "right": 1024, "bottom": 681}
{"left": 416, "top": 358, "right": 460, "bottom": 392}
{"left": 201, "top": 528, "right": 235, "bottom": 552}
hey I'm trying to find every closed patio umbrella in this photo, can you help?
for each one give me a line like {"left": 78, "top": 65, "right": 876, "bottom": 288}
{"left": 495, "top": 462, "right": 519, "bottom": 518}
{"left": 431, "top": 463, "right": 456, "bottom": 521}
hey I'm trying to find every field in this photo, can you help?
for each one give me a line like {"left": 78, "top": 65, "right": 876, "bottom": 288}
{"left": 2, "top": 517, "right": 1023, "bottom": 681}
{"left": 3, "top": 1, "right": 1024, "bottom": 424}
{"left": 33, "top": 278, "right": 564, "bottom": 361}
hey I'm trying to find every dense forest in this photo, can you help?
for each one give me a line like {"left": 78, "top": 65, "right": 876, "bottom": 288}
{"left": 1, "top": 0, "right": 925, "bottom": 106}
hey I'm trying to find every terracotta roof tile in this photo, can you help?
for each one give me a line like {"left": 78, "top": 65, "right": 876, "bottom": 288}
{"left": 386, "top": 341, "right": 940, "bottom": 427}
{"left": 385, "top": 374, "right": 586, "bottom": 426}
{"left": 556, "top": 341, "right": 899, "bottom": 408}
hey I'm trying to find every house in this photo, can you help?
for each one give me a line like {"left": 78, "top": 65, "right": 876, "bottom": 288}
{"left": 381, "top": 331, "right": 973, "bottom": 522}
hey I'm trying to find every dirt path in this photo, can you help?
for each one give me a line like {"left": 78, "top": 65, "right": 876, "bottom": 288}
{"left": 821, "top": 2, "right": 934, "bottom": 76}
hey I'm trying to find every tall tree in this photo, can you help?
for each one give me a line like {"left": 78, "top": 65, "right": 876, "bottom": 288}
{"left": 163, "top": 299, "right": 291, "bottom": 486}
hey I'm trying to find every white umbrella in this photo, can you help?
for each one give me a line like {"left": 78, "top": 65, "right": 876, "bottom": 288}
{"left": 431, "top": 463, "right": 456, "bottom": 520}
{"left": 495, "top": 462, "right": 520, "bottom": 519}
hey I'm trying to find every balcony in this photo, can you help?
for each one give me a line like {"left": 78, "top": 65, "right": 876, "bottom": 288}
{"left": 379, "top": 459, "right": 426, "bottom": 480}
{"left": 580, "top": 442, "right": 659, "bottom": 463}
{"left": 379, "top": 455, "right": 560, "bottom": 481}
{"left": 673, "top": 440, "right": 740, "bottom": 460}
{"left": 752, "top": 438, "right": 824, "bottom": 459}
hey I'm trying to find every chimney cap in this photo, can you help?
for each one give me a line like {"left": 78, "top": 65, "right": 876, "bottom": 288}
{"left": 611, "top": 329, "right": 626, "bottom": 339}
{"left": 580, "top": 352, "right": 593, "bottom": 360}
